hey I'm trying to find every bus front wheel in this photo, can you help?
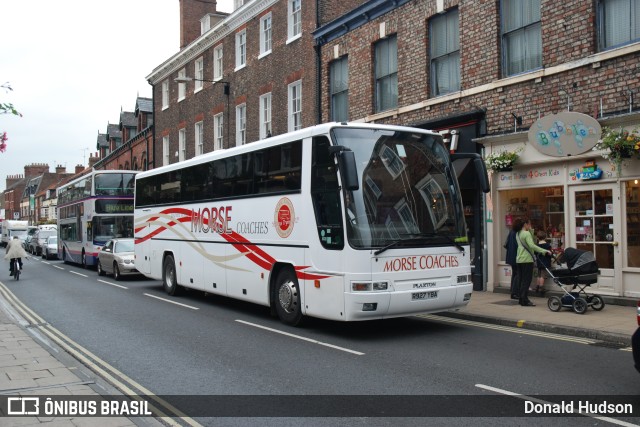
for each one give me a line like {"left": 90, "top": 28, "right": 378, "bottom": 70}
{"left": 274, "top": 268, "right": 303, "bottom": 326}
{"left": 163, "top": 255, "right": 182, "bottom": 296}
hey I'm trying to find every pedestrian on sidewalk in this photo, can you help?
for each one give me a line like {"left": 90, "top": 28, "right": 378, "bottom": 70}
{"left": 514, "top": 217, "right": 551, "bottom": 307}
{"left": 504, "top": 225, "right": 519, "bottom": 300}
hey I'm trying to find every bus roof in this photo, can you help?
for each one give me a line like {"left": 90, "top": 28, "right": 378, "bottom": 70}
{"left": 136, "top": 122, "right": 439, "bottom": 180}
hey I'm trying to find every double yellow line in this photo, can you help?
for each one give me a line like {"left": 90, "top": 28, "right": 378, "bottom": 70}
{"left": 0, "top": 281, "right": 201, "bottom": 427}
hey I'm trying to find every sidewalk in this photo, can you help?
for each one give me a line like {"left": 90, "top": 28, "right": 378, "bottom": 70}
{"left": 443, "top": 289, "right": 637, "bottom": 346}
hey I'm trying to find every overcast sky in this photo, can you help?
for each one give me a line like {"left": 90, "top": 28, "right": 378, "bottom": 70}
{"left": 1, "top": 0, "right": 233, "bottom": 192}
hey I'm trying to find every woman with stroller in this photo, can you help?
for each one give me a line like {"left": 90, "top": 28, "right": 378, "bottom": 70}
{"left": 514, "top": 217, "right": 552, "bottom": 307}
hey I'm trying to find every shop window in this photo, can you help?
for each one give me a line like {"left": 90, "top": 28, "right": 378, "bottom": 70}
{"left": 500, "top": 186, "right": 565, "bottom": 262}
{"left": 626, "top": 181, "right": 640, "bottom": 267}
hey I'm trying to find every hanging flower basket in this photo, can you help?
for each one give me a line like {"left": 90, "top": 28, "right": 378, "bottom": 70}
{"left": 485, "top": 149, "right": 521, "bottom": 173}
{"left": 593, "top": 127, "right": 640, "bottom": 177}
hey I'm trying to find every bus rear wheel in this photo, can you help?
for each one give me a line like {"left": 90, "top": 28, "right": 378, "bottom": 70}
{"left": 274, "top": 268, "right": 303, "bottom": 326}
{"left": 163, "top": 255, "right": 182, "bottom": 296}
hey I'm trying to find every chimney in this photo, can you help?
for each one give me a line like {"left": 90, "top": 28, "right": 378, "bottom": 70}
{"left": 180, "top": 0, "right": 218, "bottom": 48}
{"left": 55, "top": 165, "right": 66, "bottom": 175}
{"left": 75, "top": 164, "right": 85, "bottom": 174}
{"left": 89, "top": 152, "right": 99, "bottom": 168}
{"left": 24, "top": 163, "right": 49, "bottom": 178}
{"left": 6, "top": 174, "right": 24, "bottom": 188}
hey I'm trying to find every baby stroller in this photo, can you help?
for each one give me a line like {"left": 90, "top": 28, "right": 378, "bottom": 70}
{"left": 539, "top": 247, "right": 606, "bottom": 314}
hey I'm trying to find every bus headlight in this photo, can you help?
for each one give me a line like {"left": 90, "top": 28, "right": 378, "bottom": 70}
{"left": 352, "top": 281, "right": 388, "bottom": 292}
{"left": 457, "top": 274, "right": 472, "bottom": 284}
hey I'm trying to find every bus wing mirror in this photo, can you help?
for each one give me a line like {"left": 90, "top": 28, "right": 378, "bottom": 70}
{"left": 450, "top": 153, "right": 490, "bottom": 193}
{"left": 337, "top": 150, "right": 359, "bottom": 191}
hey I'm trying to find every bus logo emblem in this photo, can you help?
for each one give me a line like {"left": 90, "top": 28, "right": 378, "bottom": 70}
{"left": 275, "top": 198, "right": 295, "bottom": 238}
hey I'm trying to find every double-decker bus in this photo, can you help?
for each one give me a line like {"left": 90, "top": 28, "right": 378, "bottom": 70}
{"left": 57, "top": 170, "right": 137, "bottom": 267}
{"left": 134, "top": 123, "right": 489, "bottom": 325}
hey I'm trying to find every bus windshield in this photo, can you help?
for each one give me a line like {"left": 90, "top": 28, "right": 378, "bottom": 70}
{"left": 332, "top": 127, "right": 467, "bottom": 250}
{"left": 95, "top": 173, "right": 136, "bottom": 196}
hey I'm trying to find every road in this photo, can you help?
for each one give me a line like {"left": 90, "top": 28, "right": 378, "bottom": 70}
{"left": 1, "top": 256, "right": 638, "bottom": 426}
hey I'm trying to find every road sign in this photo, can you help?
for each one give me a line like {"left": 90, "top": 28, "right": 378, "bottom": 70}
{"left": 13, "top": 212, "right": 19, "bottom": 219}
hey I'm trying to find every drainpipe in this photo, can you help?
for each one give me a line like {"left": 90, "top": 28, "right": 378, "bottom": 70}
{"left": 315, "top": 0, "right": 322, "bottom": 124}
{"left": 147, "top": 79, "right": 155, "bottom": 170}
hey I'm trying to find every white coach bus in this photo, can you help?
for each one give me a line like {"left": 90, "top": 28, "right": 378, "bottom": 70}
{"left": 134, "top": 123, "right": 489, "bottom": 325}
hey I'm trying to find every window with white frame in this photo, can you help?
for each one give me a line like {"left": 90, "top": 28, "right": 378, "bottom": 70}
{"left": 214, "top": 113, "right": 224, "bottom": 150}
{"left": 178, "top": 68, "right": 186, "bottom": 101}
{"left": 260, "top": 13, "right": 272, "bottom": 56}
{"left": 501, "top": 0, "right": 541, "bottom": 76}
{"left": 162, "top": 80, "right": 169, "bottom": 110}
{"left": 394, "top": 199, "right": 420, "bottom": 235}
{"left": 179, "top": 128, "right": 186, "bottom": 161}
{"left": 234, "top": 0, "right": 245, "bottom": 10}
{"left": 598, "top": 0, "right": 640, "bottom": 50}
{"left": 260, "top": 93, "right": 272, "bottom": 139}
{"left": 430, "top": 8, "right": 460, "bottom": 96}
{"left": 288, "top": 0, "right": 302, "bottom": 41}
{"left": 288, "top": 80, "right": 302, "bottom": 131}
{"left": 195, "top": 57, "right": 204, "bottom": 92}
{"left": 162, "top": 135, "right": 170, "bottom": 165}
{"left": 236, "top": 30, "right": 247, "bottom": 69}
{"left": 195, "top": 121, "right": 204, "bottom": 156}
{"left": 330, "top": 57, "right": 348, "bottom": 122}
{"left": 213, "top": 45, "right": 223, "bottom": 80}
{"left": 236, "top": 104, "right": 246, "bottom": 146}
{"left": 201, "top": 15, "right": 210, "bottom": 34}
{"left": 375, "top": 35, "right": 398, "bottom": 112}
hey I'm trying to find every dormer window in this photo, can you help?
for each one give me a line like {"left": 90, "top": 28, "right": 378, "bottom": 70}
{"left": 234, "top": 0, "right": 245, "bottom": 10}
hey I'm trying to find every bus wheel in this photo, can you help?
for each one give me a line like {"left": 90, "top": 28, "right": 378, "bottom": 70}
{"left": 163, "top": 255, "right": 182, "bottom": 296}
{"left": 275, "top": 268, "right": 303, "bottom": 326}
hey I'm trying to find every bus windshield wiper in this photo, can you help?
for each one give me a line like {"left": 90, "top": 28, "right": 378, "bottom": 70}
{"left": 374, "top": 233, "right": 465, "bottom": 256}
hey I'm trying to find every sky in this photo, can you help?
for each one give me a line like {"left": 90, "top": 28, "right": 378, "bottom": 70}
{"left": 1, "top": 0, "right": 233, "bottom": 192}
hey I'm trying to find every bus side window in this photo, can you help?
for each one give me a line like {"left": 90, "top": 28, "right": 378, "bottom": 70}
{"left": 311, "top": 136, "right": 344, "bottom": 250}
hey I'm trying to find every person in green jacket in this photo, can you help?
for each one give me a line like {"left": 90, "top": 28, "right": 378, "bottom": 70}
{"left": 513, "top": 217, "right": 551, "bottom": 307}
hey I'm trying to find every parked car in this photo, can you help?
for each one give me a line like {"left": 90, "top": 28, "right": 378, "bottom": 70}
{"left": 42, "top": 236, "right": 58, "bottom": 260}
{"left": 23, "top": 226, "right": 38, "bottom": 250}
{"left": 29, "top": 230, "right": 56, "bottom": 256}
{"left": 633, "top": 300, "right": 639, "bottom": 373}
{"left": 97, "top": 238, "right": 138, "bottom": 280}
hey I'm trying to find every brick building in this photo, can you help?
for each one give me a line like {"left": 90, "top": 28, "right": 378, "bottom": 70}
{"left": 314, "top": 0, "right": 640, "bottom": 298}
{"left": 147, "top": 0, "right": 318, "bottom": 167}
{"left": 94, "top": 96, "right": 154, "bottom": 171}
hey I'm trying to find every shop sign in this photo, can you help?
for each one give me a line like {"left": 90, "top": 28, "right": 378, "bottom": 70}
{"left": 571, "top": 160, "right": 603, "bottom": 181}
{"left": 528, "top": 112, "right": 601, "bottom": 157}
{"left": 495, "top": 166, "right": 563, "bottom": 188}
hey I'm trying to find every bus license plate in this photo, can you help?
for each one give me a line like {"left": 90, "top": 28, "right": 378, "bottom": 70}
{"left": 412, "top": 290, "right": 438, "bottom": 300}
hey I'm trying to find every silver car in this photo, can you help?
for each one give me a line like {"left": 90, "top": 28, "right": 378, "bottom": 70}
{"left": 42, "top": 236, "right": 58, "bottom": 260}
{"left": 97, "top": 238, "right": 139, "bottom": 280}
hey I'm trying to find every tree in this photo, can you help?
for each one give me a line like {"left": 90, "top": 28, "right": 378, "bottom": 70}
{"left": 1, "top": 82, "right": 23, "bottom": 153}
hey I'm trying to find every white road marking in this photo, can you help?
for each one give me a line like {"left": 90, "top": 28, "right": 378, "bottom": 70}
{"left": 144, "top": 293, "right": 199, "bottom": 310}
{"left": 97, "top": 279, "right": 128, "bottom": 290}
{"left": 236, "top": 319, "right": 365, "bottom": 356}
{"left": 70, "top": 271, "right": 89, "bottom": 278}
{"left": 476, "top": 384, "right": 639, "bottom": 427}
{"left": 52, "top": 265, "right": 64, "bottom": 270}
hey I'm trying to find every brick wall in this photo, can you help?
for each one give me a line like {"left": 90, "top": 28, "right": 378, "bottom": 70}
{"left": 318, "top": 0, "right": 640, "bottom": 134}
{"left": 153, "top": 0, "right": 318, "bottom": 166}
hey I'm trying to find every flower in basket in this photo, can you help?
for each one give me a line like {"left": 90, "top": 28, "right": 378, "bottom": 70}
{"left": 485, "top": 148, "right": 521, "bottom": 172}
{"left": 593, "top": 126, "right": 640, "bottom": 176}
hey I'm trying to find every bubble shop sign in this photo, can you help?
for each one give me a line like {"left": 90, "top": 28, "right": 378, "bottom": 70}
{"left": 528, "top": 112, "right": 601, "bottom": 157}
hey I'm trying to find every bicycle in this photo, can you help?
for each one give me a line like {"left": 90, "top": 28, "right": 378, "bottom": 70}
{"left": 11, "top": 258, "right": 21, "bottom": 281}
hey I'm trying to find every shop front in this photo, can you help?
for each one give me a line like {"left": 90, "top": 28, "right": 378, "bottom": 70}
{"left": 482, "top": 112, "right": 640, "bottom": 299}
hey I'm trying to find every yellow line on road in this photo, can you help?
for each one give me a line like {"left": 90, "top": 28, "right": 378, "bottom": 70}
{"left": 0, "top": 282, "right": 201, "bottom": 427}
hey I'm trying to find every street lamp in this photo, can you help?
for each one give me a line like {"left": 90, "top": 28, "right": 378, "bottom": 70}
{"left": 174, "top": 76, "right": 230, "bottom": 95}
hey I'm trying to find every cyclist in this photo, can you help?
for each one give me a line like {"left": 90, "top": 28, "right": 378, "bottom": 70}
{"left": 5, "top": 236, "right": 27, "bottom": 276}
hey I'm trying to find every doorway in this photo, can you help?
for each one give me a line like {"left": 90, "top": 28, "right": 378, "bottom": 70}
{"left": 569, "top": 183, "right": 620, "bottom": 290}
